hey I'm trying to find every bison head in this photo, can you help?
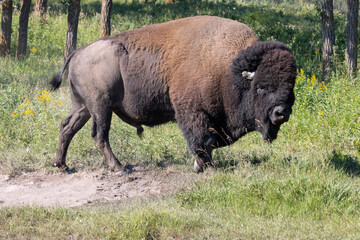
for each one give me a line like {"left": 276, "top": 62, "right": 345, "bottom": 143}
{"left": 231, "top": 41, "right": 297, "bottom": 142}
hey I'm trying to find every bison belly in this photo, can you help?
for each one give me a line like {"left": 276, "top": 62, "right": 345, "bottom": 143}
{"left": 118, "top": 49, "right": 175, "bottom": 126}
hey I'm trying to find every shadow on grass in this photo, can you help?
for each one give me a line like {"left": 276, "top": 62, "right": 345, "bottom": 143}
{"left": 327, "top": 151, "right": 360, "bottom": 177}
{"left": 214, "top": 153, "right": 269, "bottom": 171}
{"left": 243, "top": 154, "right": 269, "bottom": 166}
{"left": 214, "top": 159, "right": 238, "bottom": 171}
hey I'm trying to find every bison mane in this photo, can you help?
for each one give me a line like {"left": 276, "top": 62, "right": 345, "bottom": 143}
{"left": 230, "top": 41, "right": 292, "bottom": 86}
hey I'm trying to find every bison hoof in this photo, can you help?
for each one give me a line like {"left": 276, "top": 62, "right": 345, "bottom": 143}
{"left": 194, "top": 160, "right": 204, "bottom": 173}
{"left": 194, "top": 160, "right": 215, "bottom": 173}
{"left": 115, "top": 165, "right": 134, "bottom": 176}
{"left": 54, "top": 162, "right": 71, "bottom": 173}
{"left": 115, "top": 170, "right": 129, "bottom": 176}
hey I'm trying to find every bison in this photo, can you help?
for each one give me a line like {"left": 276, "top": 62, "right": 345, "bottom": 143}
{"left": 50, "top": 16, "right": 296, "bottom": 174}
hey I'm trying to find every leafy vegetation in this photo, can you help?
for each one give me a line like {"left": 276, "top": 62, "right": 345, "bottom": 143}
{"left": 1, "top": 0, "right": 360, "bottom": 239}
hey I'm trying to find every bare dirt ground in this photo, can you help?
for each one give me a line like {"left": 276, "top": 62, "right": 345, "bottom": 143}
{"left": 0, "top": 166, "right": 200, "bottom": 208}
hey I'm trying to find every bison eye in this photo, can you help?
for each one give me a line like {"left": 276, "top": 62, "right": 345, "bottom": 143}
{"left": 257, "top": 88, "right": 266, "bottom": 96}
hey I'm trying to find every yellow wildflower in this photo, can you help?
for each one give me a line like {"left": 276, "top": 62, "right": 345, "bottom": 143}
{"left": 355, "top": 97, "right": 358, "bottom": 101}
{"left": 319, "top": 110, "right": 324, "bottom": 116}
{"left": 23, "top": 97, "right": 31, "bottom": 105}
{"left": 24, "top": 108, "right": 33, "bottom": 115}
{"left": 311, "top": 74, "right": 316, "bottom": 84}
{"left": 356, "top": 141, "right": 360, "bottom": 146}
{"left": 322, "top": 82, "right": 327, "bottom": 89}
{"left": 315, "top": 49, "right": 319, "bottom": 55}
{"left": 0, "top": 136, "right": 2, "bottom": 140}
{"left": 54, "top": 100, "right": 62, "bottom": 105}
{"left": 19, "top": 97, "right": 31, "bottom": 108}
{"left": 296, "top": 68, "right": 306, "bottom": 83}
{"left": 319, "top": 81, "right": 327, "bottom": 93}
{"left": 30, "top": 47, "right": 37, "bottom": 53}
{"left": 36, "top": 90, "right": 50, "bottom": 103}
{"left": 11, "top": 112, "right": 18, "bottom": 118}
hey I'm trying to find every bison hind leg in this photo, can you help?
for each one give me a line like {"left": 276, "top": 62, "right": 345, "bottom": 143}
{"left": 89, "top": 104, "right": 137, "bottom": 175}
{"left": 54, "top": 105, "right": 91, "bottom": 172}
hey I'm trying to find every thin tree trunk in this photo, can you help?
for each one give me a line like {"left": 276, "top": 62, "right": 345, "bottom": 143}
{"left": 321, "top": 0, "right": 335, "bottom": 81}
{"left": 65, "top": 0, "right": 80, "bottom": 59}
{"left": 0, "top": 0, "right": 13, "bottom": 57}
{"left": 346, "top": 0, "right": 359, "bottom": 78}
{"left": 34, "top": 0, "right": 48, "bottom": 22}
{"left": 17, "top": 0, "right": 31, "bottom": 58}
{"left": 100, "top": 0, "right": 112, "bottom": 37}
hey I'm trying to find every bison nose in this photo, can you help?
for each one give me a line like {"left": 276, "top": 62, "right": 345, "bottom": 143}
{"left": 271, "top": 106, "right": 291, "bottom": 126}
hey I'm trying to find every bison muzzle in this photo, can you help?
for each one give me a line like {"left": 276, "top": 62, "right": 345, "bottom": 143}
{"left": 50, "top": 16, "right": 297, "bottom": 174}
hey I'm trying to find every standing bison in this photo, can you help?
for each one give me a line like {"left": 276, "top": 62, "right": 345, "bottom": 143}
{"left": 50, "top": 16, "right": 296, "bottom": 174}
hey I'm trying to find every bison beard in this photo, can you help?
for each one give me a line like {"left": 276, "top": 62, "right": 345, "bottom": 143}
{"left": 50, "top": 16, "right": 296, "bottom": 174}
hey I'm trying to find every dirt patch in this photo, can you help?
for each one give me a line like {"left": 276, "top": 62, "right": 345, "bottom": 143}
{"left": 0, "top": 166, "right": 199, "bottom": 208}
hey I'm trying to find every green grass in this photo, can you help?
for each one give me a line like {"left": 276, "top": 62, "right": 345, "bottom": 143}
{"left": 1, "top": 0, "right": 360, "bottom": 239}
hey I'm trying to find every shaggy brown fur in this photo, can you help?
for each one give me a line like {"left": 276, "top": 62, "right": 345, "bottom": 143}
{"left": 50, "top": 16, "right": 296, "bottom": 174}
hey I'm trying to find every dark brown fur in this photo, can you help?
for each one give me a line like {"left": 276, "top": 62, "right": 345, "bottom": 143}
{"left": 50, "top": 16, "right": 296, "bottom": 173}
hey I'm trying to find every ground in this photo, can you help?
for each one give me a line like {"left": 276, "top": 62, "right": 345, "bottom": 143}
{"left": 0, "top": 166, "right": 200, "bottom": 208}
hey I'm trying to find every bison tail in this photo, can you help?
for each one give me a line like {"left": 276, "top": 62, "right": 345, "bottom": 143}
{"left": 49, "top": 72, "right": 63, "bottom": 91}
{"left": 49, "top": 51, "right": 78, "bottom": 91}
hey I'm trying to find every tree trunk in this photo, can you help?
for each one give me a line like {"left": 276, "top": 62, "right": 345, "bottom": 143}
{"left": 100, "top": 0, "right": 112, "bottom": 37}
{"left": 65, "top": 0, "right": 80, "bottom": 59}
{"left": 321, "top": 0, "right": 335, "bottom": 81}
{"left": 0, "top": 0, "right": 13, "bottom": 57}
{"left": 346, "top": 0, "right": 359, "bottom": 78}
{"left": 17, "top": 0, "right": 31, "bottom": 58}
{"left": 34, "top": 0, "right": 48, "bottom": 22}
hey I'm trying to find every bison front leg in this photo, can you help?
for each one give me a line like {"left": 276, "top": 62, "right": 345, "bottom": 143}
{"left": 176, "top": 112, "right": 215, "bottom": 173}
{"left": 90, "top": 106, "right": 126, "bottom": 175}
{"left": 54, "top": 105, "right": 90, "bottom": 172}
{"left": 193, "top": 136, "right": 216, "bottom": 173}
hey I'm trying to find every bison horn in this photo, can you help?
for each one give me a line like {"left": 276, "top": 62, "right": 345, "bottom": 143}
{"left": 242, "top": 71, "right": 255, "bottom": 80}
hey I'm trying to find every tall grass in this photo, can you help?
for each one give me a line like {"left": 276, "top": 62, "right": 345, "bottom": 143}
{"left": 1, "top": 0, "right": 348, "bottom": 173}
{"left": 1, "top": 0, "right": 360, "bottom": 238}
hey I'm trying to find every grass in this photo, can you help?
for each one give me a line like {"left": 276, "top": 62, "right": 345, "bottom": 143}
{"left": 1, "top": 0, "right": 360, "bottom": 239}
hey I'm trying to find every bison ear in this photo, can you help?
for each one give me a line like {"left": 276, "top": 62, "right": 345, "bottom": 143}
{"left": 242, "top": 71, "right": 255, "bottom": 80}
